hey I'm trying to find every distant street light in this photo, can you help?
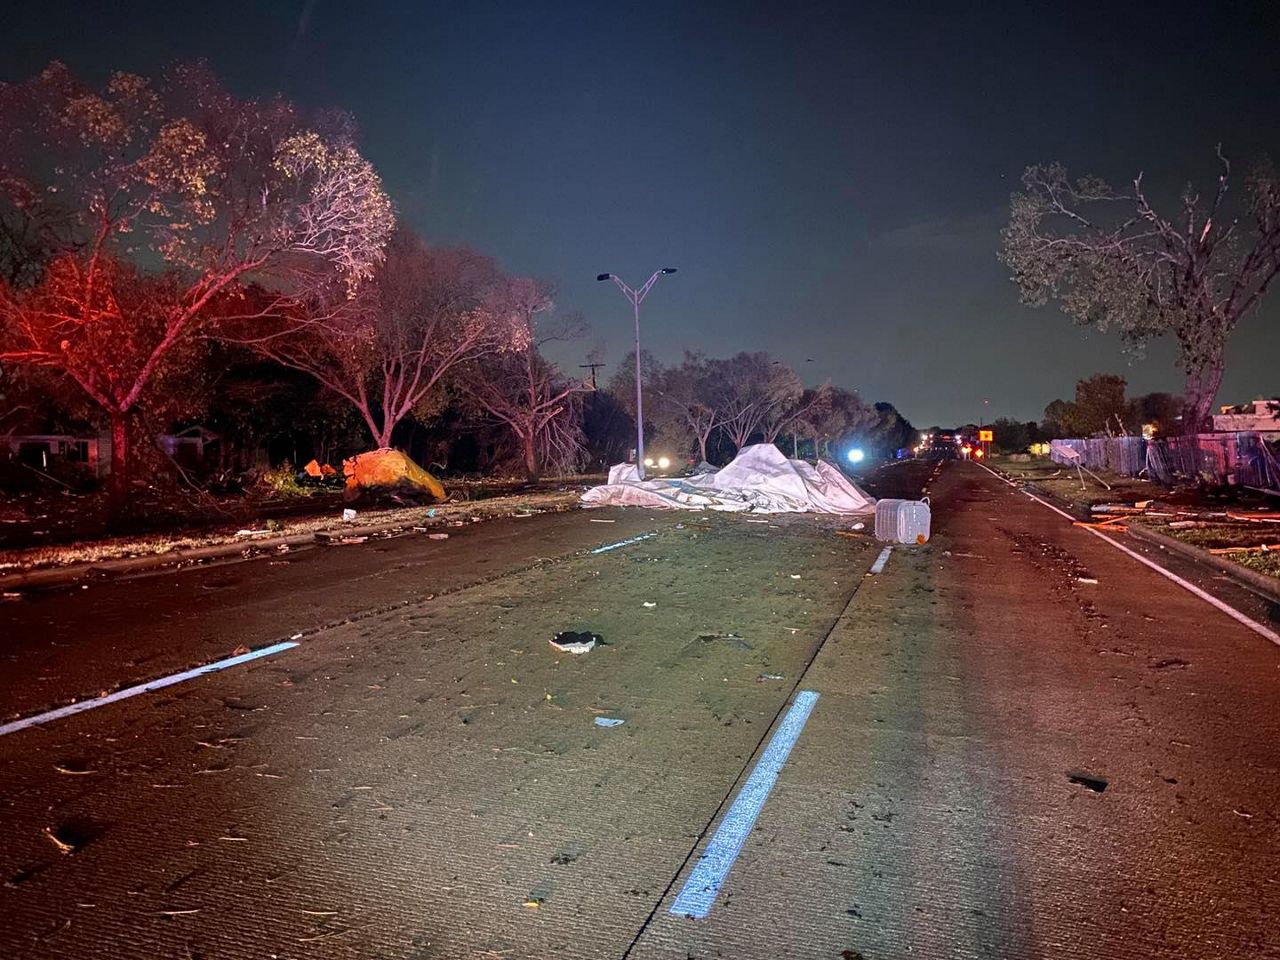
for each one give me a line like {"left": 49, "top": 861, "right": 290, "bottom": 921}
{"left": 596, "top": 268, "right": 677, "bottom": 480}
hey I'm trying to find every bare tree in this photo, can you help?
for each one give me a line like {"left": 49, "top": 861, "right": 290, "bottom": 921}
{"left": 761, "top": 382, "right": 831, "bottom": 444}
{"left": 708, "top": 352, "right": 804, "bottom": 452}
{"left": 239, "top": 230, "right": 530, "bottom": 449}
{"left": 1002, "top": 151, "right": 1280, "bottom": 432}
{"left": 797, "top": 386, "right": 872, "bottom": 458}
{"left": 654, "top": 351, "right": 721, "bottom": 463}
{"left": 459, "top": 286, "right": 588, "bottom": 480}
{"left": 0, "top": 62, "right": 394, "bottom": 507}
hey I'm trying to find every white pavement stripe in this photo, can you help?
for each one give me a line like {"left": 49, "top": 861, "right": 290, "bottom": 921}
{"left": 976, "top": 462, "right": 1280, "bottom": 648}
{"left": 669, "top": 690, "right": 820, "bottom": 919}
{"left": 869, "top": 546, "right": 893, "bottom": 574}
{"left": 589, "top": 532, "right": 657, "bottom": 554}
{"left": 0, "top": 641, "right": 300, "bottom": 738}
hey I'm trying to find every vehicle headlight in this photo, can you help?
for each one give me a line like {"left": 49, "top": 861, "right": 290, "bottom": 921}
{"left": 657, "top": 456, "right": 671, "bottom": 470}
{"left": 643, "top": 457, "right": 654, "bottom": 467}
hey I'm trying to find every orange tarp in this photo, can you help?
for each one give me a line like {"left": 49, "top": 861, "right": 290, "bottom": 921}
{"left": 342, "top": 449, "right": 445, "bottom": 501}
{"left": 304, "top": 459, "right": 337, "bottom": 478}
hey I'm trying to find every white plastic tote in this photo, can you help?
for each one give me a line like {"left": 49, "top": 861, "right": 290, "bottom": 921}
{"left": 874, "top": 497, "right": 931, "bottom": 544}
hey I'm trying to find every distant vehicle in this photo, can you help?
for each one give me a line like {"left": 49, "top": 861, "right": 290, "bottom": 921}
{"left": 642, "top": 453, "right": 679, "bottom": 476}
{"left": 917, "top": 433, "right": 959, "bottom": 460}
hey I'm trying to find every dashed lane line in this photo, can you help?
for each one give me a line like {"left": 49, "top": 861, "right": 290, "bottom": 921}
{"left": 869, "top": 545, "right": 893, "bottom": 574}
{"left": 668, "top": 690, "right": 821, "bottom": 919}
{"left": 0, "top": 641, "right": 300, "bottom": 738}
{"left": 590, "top": 532, "right": 658, "bottom": 554}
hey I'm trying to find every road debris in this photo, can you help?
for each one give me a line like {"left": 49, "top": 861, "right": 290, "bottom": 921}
{"left": 697, "top": 632, "right": 751, "bottom": 650}
{"left": 593, "top": 717, "right": 625, "bottom": 728}
{"left": 427, "top": 533, "right": 449, "bottom": 540}
{"left": 1208, "top": 543, "right": 1280, "bottom": 555}
{"left": 342, "top": 508, "right": 357, "bottom": 522}
{"left": 642, "top": 601, "right": 657, "bottom": 608}
{"left": 53, "top": 760, "right": 94, "bottom": 776}
{"left": 1066, "top": 770, "right": 1109, "bottom": 792}
{"left": 549, "top": 631, "right": 601, "bottom": 654}
{"left": 757, "top": 673, "right": 784, "bottom": 682}
{"left": 1077, "top": 577, "right": 1099, "bottom": 584}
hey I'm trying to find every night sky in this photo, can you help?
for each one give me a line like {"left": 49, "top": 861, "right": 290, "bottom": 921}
{"left": 4, "top": 1, "right": 1277, "bottom": 426}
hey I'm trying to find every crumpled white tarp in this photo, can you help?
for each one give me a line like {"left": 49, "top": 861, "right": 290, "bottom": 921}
{"left": 582, "top": 443, "right": 876, "bottom": 514}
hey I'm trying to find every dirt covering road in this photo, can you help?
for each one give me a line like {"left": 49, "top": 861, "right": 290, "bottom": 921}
{"left": 0, "top": 461, "right": 1276, "bottom": 959}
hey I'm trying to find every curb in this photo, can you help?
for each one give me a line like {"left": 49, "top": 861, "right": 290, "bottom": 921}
{"left": 0, "top": 496, "right": 580, "bottom": 592}
{"left": 1126, "top": 522, "right": 1280, "bottom": 605}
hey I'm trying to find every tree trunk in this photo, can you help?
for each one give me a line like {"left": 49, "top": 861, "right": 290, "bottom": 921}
{"left": 375, "top": 417, "right": 395, "bottom": 450}
{"left": 1181, "top": 357, "right": 1225, "bottom": 435}
{"left": 522, "top": 432, "right": 538, "bottom": 481}
{"left": 697, "top": 433, "right": 709, "bottom": 464}
{"left": 108, "top": 409, "right": 129, "bottom": 519}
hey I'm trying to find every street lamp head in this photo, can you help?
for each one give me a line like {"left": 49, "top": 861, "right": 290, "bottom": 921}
{"left": 660, "top": 267, "right": 678, "bottom": 275}
{"left": 596, "top": 273, "right": 613, "bottom": 282}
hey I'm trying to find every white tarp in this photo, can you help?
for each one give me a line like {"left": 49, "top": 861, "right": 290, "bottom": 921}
{"left": 582, "top": 443, "right": 876, "bottom": 514}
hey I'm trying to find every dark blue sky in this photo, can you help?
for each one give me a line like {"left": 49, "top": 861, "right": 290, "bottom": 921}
{"left": 5, "top": 1, "right": 1278, "bottom": 426}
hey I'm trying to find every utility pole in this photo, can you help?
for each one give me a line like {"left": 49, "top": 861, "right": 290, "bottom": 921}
{"left": 579, "top": 361, "right": 606, "bottom": 391}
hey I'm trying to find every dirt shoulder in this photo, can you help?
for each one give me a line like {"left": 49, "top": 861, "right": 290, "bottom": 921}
{"left": 987, "top": 455, "right": 1161, "bottom": 512}
{"left": 987, "top": 456, "right": 1280, "bottom": 586}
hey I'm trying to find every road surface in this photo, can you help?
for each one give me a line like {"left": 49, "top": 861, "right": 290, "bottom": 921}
{"left": 1, "top": 461, "right": 1276, "bottom": 959}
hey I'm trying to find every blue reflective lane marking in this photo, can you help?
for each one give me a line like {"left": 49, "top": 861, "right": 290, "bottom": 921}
{"left": 670, "top": 690, "right": 820, "bottom": 919}
{"left": 590, "top": 532, "right": 657, "bottom": 554}
{"left": 870, "top": 545, "right": 892, "bottom": 574}
{"left": 0, "top": 641, "right": 300, "bottom": 738}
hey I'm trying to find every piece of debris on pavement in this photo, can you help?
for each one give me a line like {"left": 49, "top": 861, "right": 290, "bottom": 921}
{"left": 550, "top": 631, "right": 601, "bottom": 654}
{"left": 1067, "top": 770, "right": 1109, "bottom": 792}
{"left": 593, "top": 717, "right": 625, "bottom": 728}
{"left": 697, "top": 632, "right": 751, "bottom": 651}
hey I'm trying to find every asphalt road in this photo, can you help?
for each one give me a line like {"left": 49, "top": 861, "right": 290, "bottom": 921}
{"left": 1, "top": 461, "right": 1277, "bottom": 959}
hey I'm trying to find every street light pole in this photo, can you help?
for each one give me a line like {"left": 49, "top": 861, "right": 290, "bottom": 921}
{"left": 596, "top": 268, "right": 677, "bottom": 480}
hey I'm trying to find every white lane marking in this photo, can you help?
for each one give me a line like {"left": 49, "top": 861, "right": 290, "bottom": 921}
{"left": 670, "top": 690, "right": 820, "bottom": 919}
{"left": 0, "top": 641, "right": 300, "bottom": 738}
{"left": 869, "top": 546, "right": 893, "bottom": 574}
{"left": 975, "top": 462, "right": 1280, "bottom": 647}
{"left": 590, "top": 532, "right": 657, "bottom": 554}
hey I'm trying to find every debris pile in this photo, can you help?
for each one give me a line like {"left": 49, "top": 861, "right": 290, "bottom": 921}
{"left": 1084, "top": 497, "right": 1280, "bottom": 579}
{"left": 581, "top": 444, "right": 875, "bottom": 514}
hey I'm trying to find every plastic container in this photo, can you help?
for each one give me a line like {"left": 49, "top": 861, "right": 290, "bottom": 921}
{"left": 874, "top": 497, "right": 931, "bottom": 544}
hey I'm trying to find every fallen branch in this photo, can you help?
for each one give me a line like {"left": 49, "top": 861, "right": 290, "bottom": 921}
{"left": 1208, "top": 543, "right": 1280, "bottom": 555}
